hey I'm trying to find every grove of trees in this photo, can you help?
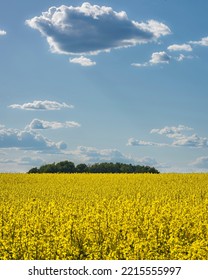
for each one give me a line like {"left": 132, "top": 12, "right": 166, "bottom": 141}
{"left": 28, "top": 161, "right": 160, "bottom": 174}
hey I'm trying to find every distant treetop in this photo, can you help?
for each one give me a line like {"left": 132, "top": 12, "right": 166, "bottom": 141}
{"left": 27, "top": 161, "right": 160, "bottom": 174}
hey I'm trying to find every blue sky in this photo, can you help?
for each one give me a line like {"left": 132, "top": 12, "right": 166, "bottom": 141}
{"left": 0, "top": 0, "right": 208, "bottom": 172}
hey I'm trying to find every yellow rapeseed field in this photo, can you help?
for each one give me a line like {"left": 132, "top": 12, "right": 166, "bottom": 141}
{"left": 0, "top": 173, "right": 207, "bottom": 260}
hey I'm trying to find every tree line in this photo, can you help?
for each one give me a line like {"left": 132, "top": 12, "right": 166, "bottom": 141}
{"left": 28, "top": 160, "right": 160, "bottom": 174}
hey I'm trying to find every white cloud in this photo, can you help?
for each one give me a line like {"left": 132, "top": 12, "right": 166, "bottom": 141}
{"left": 172, "top": 134, "right": 208, "bottom": 148}
{"left": 175, "top": 54, "right": 194, "bottom": 62}
{"left": 132, "top": 51, "right": 171, "bottom": 67}
{"left": 127, "top": 138, "right": 168, "bottom": 147}
{"left": 9, "top": 100, "right": 73, "bottom": 111}
{"left": 25, "top": 2, "right": 170, "bottom": 55}
{"left": 135, "top": 19, "right": 171, "bottom": 38}
{"left": 0, "top": 29, "right": 6, "bottom": 36}
{"left": 150, "top": 51, "right": 171, "bottom": 64}
{"left": 167, "top": 44, "right": 192, "bottom": 52}
{"left": 70, "top": 56, "right": 96, "bottom": 66}
{"left": 0, "top": 125, "right": 67, "bottom": 152}
{"left": 175, "top": 54, "right": 184, "bottom": 61}
{"left": 132, "top": 50, "right": 194, "bottom": 68}
{"left": 190, "top": 36, "right": 208, "bottom": 47}
{"left": 27, "top": 119, "right": 81, "bottom": 130}
{"left": 152, "top": 125, "right": 208, "bottom": 148}
{"left": 127, "top": 138, "right": 143, "bottom": 146}
{"left": 131, "top": 62, "right": 149, "bottom": 68}
{"left": 175, "top": 54, "right": 185, "bottom": 61}
{"left": 150, "top": 125, "right": 193, "bottom": 138}
{"left": 68, "top": 145, "right": 162, "bottom": 169}
{"left": 128, "top": 125, "right": 208, "bottom": 148}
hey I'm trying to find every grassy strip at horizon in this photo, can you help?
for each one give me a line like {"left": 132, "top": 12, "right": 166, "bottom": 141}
{"left": 0, "top": 173, "right": 208, "bottom": 260}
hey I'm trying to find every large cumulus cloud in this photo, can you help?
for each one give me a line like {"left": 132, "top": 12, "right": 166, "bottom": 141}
{"left": 25, "top": 2, "right": 170, "bottom": 55}
{"left": 0, "top": 126, "right": 67, "bottom": 152}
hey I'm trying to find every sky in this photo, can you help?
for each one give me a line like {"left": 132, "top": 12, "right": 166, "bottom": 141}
{"left": 0, "top": 0, "right": 208, "bottom": 173}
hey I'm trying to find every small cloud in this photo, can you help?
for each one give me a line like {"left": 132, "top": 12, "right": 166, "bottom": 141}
{"left": 174, "top": 54, "right": 194, "bottom": 62}
{"left": 127, "top": 138, "right": 168, "bottom": 147}
{"left": 131, "top": 62, "right": 149, "bottom": 68}
{"left": 132, "top": 51, "right": 171, "bottom": 68}
{"left": 0, "top": 29, "right": 6, "bottom": 36}
{"left": 190, "top": 36, "right": 208, "bottom": 47}
{"left": 70, "top": 56, "right": 96, "bottom": 66}
{"left": 9, "top": 100, "right": 74, "bottom": 111}
{"left": 176, "top": 54, "right": 185, "bottom": 61}
{"left": 175, "top": 54, "right": 186, "bottom": 61}
{"left": 25, "top": 3, "right": 170, "bottom": 56}
{"left": 150, "top": 51, "right": 171, "bottom": 64}
{"left": 167, "top": 44, "right": 192, "bottom": 52}
{"left": 27, "top": 119, "right": 81, "bottom": 130}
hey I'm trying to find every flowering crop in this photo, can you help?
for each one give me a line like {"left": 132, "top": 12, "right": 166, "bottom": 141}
{"left": 0, "top": 173, "right": 207, "bottom": 260}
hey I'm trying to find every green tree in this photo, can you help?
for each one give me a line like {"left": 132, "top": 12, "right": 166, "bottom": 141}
{"left": 28, "top": 161, "right": 160, "bottom": 174}
{"left": 76, "top": 163, "right": 88, "bottom": 173}
{"left": 55, "top": 161, "right": 76, "bottom": 173}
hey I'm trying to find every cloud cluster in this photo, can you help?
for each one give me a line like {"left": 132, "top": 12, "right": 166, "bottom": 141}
{"left": 172, "top": 134, "right": 208, "bottom": 148}
{"left": 25, "top": 2, "right": 170, "bottom": 56}
{"left": 9, "top": 100, "right": 73, "bottom": 111}
{"left": 171, "top": 36, "right": 208, "bottom": 50}
{"left": 27, "top": 119, "right": 81, "bottom": 130}
{"left": 128, "top": 125, "right": 208, "bottom": 148}
{"left": 132, "top": 34, "right": 208, "bottom": 68}
{"left": 68, "top": 145, "right": 160, "bottom": 168}
{"left": 0, "top": 125, "right": 67, "bottom": 152}
{"left": 132, "top": 50, "right": 193, "bottom": 67}
{"left": 4, "top": 98, "right": 80, "bottom": 154}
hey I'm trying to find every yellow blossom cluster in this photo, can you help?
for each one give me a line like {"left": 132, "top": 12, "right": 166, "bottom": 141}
{"left": 0, "top": 173, "right": 207, "bottom": 260}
